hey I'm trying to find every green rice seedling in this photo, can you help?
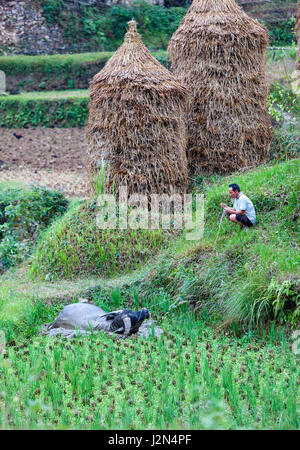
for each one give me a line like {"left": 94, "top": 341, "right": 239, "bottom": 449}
{"left": 221, "top": 364, "right": 243, "bottom": 426}
{"left": 110, "top": 287, "right": 122, "bottom": 309}
{"left": 91, "top": 162, "right": 112, "bottom": 197}
{"left": 30, "top": 196, "right": 178, "bottom": 280}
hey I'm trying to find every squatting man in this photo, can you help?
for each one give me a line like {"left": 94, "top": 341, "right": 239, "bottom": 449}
{"left": 220, "top": 183, "right": 256, "bottom": 228}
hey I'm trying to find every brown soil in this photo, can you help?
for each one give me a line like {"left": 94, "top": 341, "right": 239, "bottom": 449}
{"left": 0, "top": 128, "right": 91, "bottom": 197}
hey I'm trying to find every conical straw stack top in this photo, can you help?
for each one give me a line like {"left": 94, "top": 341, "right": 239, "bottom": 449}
{"left": 189, "top": 0, "right": 242, "bottom": 12}
{"left": 117, "top": 19, "right": 147, "bottom": 63}
{"left": 91, "top": 20, "right": 188, "bottom": 95}
{"left": 169, "top": 0, "right": 268, "bottom": 38}
{"left": 124, "top": 20, "right": 138, "bottom": 43}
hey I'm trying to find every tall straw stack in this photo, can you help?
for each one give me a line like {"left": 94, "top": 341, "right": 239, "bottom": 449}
{"left": 168, "top": 0, "right": 273, "bottom": 175}
{"left": 86, "top": 20, "right": 189, "bottom": 198}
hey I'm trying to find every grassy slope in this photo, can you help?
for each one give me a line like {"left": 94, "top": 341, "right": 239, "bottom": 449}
{"left": 0, "top": 52, "right": 114, "bottom": 68}
{"left": 0, "top": 161, "right": 299, "bottom": 430}
{"left": 29, "top": 200, "right": 180, "bottom": 280}
{"left": 0, "top": 51, "right": 166, "bottom": 69}
{"left": 174, "top": 159, "right": 299, "bottom": 326}
{"left": 0, "top": 159, "right": 299, "bottom": 327}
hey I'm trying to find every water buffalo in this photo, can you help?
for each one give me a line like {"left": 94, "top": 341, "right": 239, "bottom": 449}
{"left": 44, "top": 303, "right": 150, "bottom": 339}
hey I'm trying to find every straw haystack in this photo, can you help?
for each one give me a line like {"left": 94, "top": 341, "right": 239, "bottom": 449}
{"left": 86, "top": 21, "right": 189, "bottom": 198}
{"left": 168, "top": 0, "right": 273, "bottom": 175}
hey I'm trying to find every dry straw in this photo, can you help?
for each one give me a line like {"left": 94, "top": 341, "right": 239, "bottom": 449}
{"left": 86, "top": 20, "right": 189, "bottom": 198}
{"left": 168, "top": 0, "right": 273, "bottom": 175}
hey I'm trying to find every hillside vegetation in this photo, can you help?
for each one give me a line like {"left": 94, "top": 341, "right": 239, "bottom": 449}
{"left": 0, "top": 159, "right": 299, "bottom": 430}
{"left": 30, "top": 200, "right": 179, "bottom": 280}
{"left": 37, "top": 0, "right": 298, "bottom": 53}
{"left": 0, "top": 159, "right": 298, "bottom": 331}
{"left": 155, "top": 159, "right": 300, "bottom": 328}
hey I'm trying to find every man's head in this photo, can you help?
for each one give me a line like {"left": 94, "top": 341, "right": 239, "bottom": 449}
{"left": 228, "top": 183, "right": 240, "bottom": 199}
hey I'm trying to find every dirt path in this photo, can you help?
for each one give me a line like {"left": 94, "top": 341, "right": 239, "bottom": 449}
{"left": 0, "top": 128, "right": 91, "bottom": 197}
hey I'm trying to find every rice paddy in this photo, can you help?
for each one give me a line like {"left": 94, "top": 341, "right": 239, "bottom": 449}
{"left": 0, "top": 289, "right": 299, "bottom": 430}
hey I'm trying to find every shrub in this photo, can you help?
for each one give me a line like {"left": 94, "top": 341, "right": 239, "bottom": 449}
{"left": 0, "top": 185, "right": 68, "bottom": 270}
{"left": 270, "top": 128, "right": 300, "bottom": 162}
{"left": 269, "top": 83, "right": 300, "bottom": 116}
{"left": 268, "top": 18, "right": 296, "bottom": 46}
{"left": 40, "top": 0, "right": 188, "bottom": 52}
{"left": 0, "top": 94, "right": 89, "bottom": 127}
